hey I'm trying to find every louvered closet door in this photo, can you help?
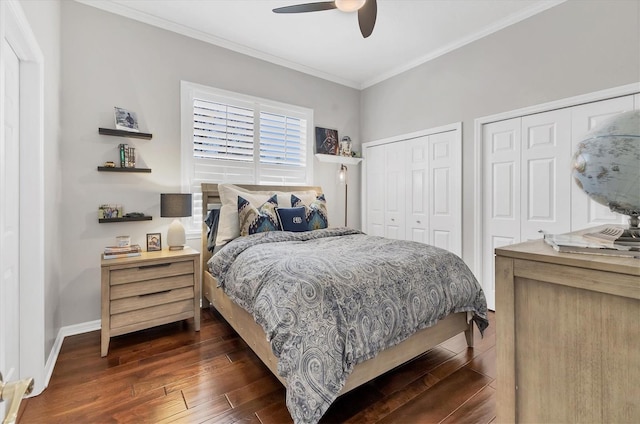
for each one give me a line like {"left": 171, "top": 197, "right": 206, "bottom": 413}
{"left": 482, "top": 118, "right": 521, "bottom": 311}
{"left": 384, "top": 142, "right": 406, "bottom": 240}
{"left": 365, "top": 144, "right": 386, "bottom": 237}
{"left": 429, "top": 130, "right": 462, "bottom": 255}
{"left": 406, "top": 137, "right": 429, "bottom": 244}
{"left": 570, "top": 95, "right": 634, "bottom": 230}
{"left": 520, "top": 109, "right": 572, "bottom": 241}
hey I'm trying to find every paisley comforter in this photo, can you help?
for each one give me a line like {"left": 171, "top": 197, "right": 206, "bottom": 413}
{"left": 208, "top": 228, "right": 488, "bottom": 424}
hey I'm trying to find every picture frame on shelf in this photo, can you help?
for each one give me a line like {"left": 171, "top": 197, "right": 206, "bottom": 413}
{"left": 315, "top": 127, "right": 339, "bottom": 155}
{"left": 114, "top": 106, "right": 139, "bottom": 132}
{"left": 146, "top": 233, "right": 162, "bottom": 251}
{"left": 98, "top": 204, "right": 123, "bottom": 219}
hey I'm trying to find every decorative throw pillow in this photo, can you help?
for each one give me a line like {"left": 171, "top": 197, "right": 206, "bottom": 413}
{"left": 276, "top": 207, "right": 308, "bottom": 232}
{"left": 238, "top": 194, "right": 280, "bottom": 236}
{"left": 291, "top": 194, "right": 329, "bottom": 230}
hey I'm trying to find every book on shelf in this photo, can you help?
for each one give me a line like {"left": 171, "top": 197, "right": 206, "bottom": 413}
{"left": 543, "top": 231, "right": 640, "bottom": 258}
{"left": 118, "top": 143, "right": 136, "bottom": 168}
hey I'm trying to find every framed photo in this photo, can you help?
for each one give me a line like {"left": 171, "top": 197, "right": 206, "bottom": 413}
{"left": 315, "top": 127, "right": 339, "bottom": 155}
{"left": 114, "top": 106, "right": 139, "bottom": 132}
{"left": 146, "top": 233, "right": 162, "bottom": 251}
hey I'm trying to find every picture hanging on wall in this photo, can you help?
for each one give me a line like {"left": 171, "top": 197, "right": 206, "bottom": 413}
{"left": 315, "top": 127, "right": 339, "bottom": 155}
{"left": 114, "top": 106, "right": 139, "bottom": 132}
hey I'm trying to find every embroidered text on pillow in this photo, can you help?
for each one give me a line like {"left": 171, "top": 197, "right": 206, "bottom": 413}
{"left": 276, "top": 207, "right": 308, "bottom": 232}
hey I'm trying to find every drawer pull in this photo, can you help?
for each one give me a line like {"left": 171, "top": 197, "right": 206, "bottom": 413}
{"left": 139, "top": 290, "right": 171, "bottom": 297}
{"left": 138, "top": 263, "right": 172, "bottom": 270}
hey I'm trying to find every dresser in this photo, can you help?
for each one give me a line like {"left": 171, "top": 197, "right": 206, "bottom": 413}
{"left": 495, "top": 237, "right": 639, "bottom": 423}
{"left": 101, "top": 247, "right": 201, "bottom": 356}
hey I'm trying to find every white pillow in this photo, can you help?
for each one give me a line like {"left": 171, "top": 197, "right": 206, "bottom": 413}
{"left": 214, "top": 184, "right": 319, "bottom": 247}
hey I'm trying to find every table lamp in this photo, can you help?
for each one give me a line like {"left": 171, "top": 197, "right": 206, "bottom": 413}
{"left": 160, "top": 193, "right": 192, "bottom": 250}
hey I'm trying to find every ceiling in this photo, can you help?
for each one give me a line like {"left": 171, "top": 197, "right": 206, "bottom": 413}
{"left": 79, "top": 0, "right": 564, "bottom": 89}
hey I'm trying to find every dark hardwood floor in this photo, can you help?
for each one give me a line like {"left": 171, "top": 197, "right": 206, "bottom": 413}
{"left": 20, "top": 309, "right": 495, "bottom": 423}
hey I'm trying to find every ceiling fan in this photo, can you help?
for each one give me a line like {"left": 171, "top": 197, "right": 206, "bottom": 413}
{"left": 273, "top": 0, "right": 377, "bottom": 38}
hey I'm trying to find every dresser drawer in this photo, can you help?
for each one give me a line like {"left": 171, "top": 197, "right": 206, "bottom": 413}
{"left": 110, "top": 260, "right": 194, "bottom": 285}
{"left": 110, "top": 274, "right": 194, "bottom": 300}
{"left": 111, "top": 286, "right": 194, "bottom": 315}
{"left": 110, "top": 299, "right": 194, "bottom": 330}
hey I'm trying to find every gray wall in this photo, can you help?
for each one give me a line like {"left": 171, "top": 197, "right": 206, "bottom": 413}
{"left": 59, "top": 1, "right": 360, "bottom": 326}
{"left": 360, "top": 0, "right": 640, "bottom": 271}
{"left": 20, "top": 0, "right": 63, "bottom": 358}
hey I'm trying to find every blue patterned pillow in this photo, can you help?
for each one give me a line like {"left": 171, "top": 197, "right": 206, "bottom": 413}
{"left": 238, "top": 194, "right": 280, "bottom": 236}
{"left": 291, "top": 194, "right": 329, "bottom": 230}
{"left": 276, "top": 207, "right": 308, "bottom": 232}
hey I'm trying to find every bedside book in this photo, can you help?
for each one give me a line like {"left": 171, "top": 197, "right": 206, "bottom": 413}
{"left": 103, "top": 244, "right": 142, "bottom": 259}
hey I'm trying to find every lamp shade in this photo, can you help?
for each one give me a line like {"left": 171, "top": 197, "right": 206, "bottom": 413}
{"left": 160, "top": 193, "right": 192, "bottom": 218}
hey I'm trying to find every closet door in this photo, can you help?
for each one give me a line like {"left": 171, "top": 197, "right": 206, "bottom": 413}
{"left": 520, "top": 109, "right": 572, "bottom": 241}
{"left": 365, "top": 144, "right": 386, "bottom": 237}
{"left": 482, "top": 118, "right": 521, "bottom": 311}
{"left": 570, "top": 96, "right": 634, "bottom": 230}
{"left": 384, "top": 142, "right": 406, "bottom": 240}
{"left": 429, "top": 130, "right": 462, "bottom": 255}
{"left": 406, "top": 136, "right": 429, "bottom": 244}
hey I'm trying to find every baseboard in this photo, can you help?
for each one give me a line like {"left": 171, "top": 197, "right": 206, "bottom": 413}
{"left": 44, "top": 320, "right": 101, "bottom": 389}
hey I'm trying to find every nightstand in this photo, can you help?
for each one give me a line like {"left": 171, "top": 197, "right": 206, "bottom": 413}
{"left": 100, "top": 247, "right": 201, "bottom": 356}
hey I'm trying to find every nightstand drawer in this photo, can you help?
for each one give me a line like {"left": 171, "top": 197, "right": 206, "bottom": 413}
{"left": 110, "top": 274, "right": 194, "bottom": 300}
{"left": 110, "top": 260, "right": 194, "bottom": 285}
{"left": 111, "top": 299, "right": 194, "bottom": 330}
{"left": 111, "top": 286, "right": 194, "bottom": 315}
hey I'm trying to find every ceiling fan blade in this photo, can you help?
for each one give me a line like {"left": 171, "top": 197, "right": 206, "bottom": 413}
{"left": 273, "top": 2, "right": 337, "bottom": 13}
{"left": 358, "top": 0, "right": 377, "bottom": 38}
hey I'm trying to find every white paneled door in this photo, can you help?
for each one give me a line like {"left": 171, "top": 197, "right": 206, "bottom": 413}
{"left": 384, "top": 142, "right": 406, "bottom": 240}
{"left": 481, "top": 92, "right": 638, "bottom": 309}
{"left": 363, "top": 123, "right": 462, "bottom": 256}
{"left": 520, "top": 109, "right": 572, "bottom": 241}
{"left": 365, "top": 143, "right": 385, "bottom": 237}
{"left": 406, "top": 137, "right": 429, "bottom": 244}
{"left": 482, "top": 118, "right": 521, "bottom": 311}
{"left": 429, "top": 130, "right": 461, "bottom": 254}
{"left": 1, "top": 38, "right": 21, "bottom": 385}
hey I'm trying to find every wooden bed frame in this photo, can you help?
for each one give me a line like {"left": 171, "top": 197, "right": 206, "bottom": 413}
{"left": 200, "top": 183, "right": 474, "bottom": 395}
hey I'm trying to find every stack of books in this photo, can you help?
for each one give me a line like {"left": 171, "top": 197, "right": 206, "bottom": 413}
{"left": 118, "top": 143, "right": 136, "bottom": 168}
{"left": 543, "top": 226, "right": 640, "bottom": 258}
{"left": 103, "top": 244, "right": 142, "bottom": 259}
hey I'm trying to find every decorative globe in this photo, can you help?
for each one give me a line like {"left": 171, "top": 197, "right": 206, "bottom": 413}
{"left": 571, "top": 110, "right": 640, "bottom": 226}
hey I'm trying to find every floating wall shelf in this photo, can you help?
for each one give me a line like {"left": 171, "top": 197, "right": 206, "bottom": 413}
{"left": 98, "top": 216, "right": 153, "bottom": 223}
{"left": 99, "top": 128, "right": 152, "bottom": 140}
{"left": 315, "top": 154, "right": 363, "bottom": 165}
{"left": 97, "top": 166, "right": 151, "bottom": 173}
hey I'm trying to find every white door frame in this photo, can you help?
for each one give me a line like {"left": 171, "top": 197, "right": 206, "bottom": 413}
{"left": 473, "top": 82, "right": 640, "bottom": 309}
{"left": 0, "top": 0, "right": 45, "bottom": 396}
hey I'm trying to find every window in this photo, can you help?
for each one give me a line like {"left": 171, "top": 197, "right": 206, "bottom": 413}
{"left": 181, "top": 81, "right": 314, "bottom": 234}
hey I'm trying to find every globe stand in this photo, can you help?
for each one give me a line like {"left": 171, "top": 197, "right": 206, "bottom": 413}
{"left": 610, "top": 205, "right": 640, "bottom": 244}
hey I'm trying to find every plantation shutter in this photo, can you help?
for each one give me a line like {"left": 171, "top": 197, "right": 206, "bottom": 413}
{"left": 258, "top": 109, "right": 308, "bottom": 184}
{"left": 182, "top": 82, "right": 313, "bottom": 234}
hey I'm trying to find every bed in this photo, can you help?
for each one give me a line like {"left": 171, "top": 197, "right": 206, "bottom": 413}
{"left": 200, "top": 183, "right": 488, "bottom": 424}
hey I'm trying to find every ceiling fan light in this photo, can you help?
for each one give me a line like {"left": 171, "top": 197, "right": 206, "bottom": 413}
{"left": 335, "top": 0, "right": 366, "bottom": 12}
